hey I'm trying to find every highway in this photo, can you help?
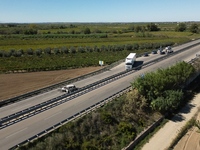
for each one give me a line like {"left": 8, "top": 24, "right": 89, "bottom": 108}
{"left": 0, "top": 39, "right": 200, "bottom": 149}
{"left": 1, "top": 39, "right": 200, "bottom": 118}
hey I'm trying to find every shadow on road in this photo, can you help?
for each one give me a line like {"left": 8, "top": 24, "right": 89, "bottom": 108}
{"left": 180, "top": 103, "right": 195, "bottom": 114}
{"left": 133, "top": 61, "right": 144, "bottom": 70}
{"left": 171, "top": 103, "right": 195, "bottom": 122}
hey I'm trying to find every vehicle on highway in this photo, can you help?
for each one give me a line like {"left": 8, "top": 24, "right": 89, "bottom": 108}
{"left": 165, "top": 46, "right": 173, "bottom": 53}
{"left": 160, "top": 51, "right": 165, "bottom": 55}
{"left": 196, "top": 53, "right": 200, "bottom": 57}
{"left": 61, "top": 84, "right": 78, "bottom": 93}
{"left": 125, "top": 53, "right": 136, "bottom": 70}
{"left": 151, "top": 50, "right": 157, "bottom": 54}
{"left": 143, "top": 52, "right": 149, "bottom": 57}
{"left": 158, "top": 48, "right": 165, "bottom": 55}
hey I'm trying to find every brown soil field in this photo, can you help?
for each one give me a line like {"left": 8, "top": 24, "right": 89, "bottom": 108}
{"left": 0, "top": 67, "right": 102, "bottom": 101}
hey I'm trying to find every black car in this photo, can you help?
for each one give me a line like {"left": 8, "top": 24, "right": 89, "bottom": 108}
{"left": 160, "top": 51, "right": 165, "bottom": 55}
{"left": 143, "top": 52, "right": 149, "bottom": 57}
{"left": 151, "top": 50, "right": 157, "bottom": 54}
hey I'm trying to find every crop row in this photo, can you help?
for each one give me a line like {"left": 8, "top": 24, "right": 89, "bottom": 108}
{"left": 0, "top": 41, "right": 175, "bottom": 73}
{"left": 0, "top": 41, "right": 174, "bottom": 58}
{"left": 0, "top": 51, "right": 130, "bottom": 73}
{"left": 0, "top": 33, "right": 108, "bottom": 39}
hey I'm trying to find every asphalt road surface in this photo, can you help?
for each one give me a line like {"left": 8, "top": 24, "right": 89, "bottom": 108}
{"left": 0, "top": 40, "right": 200, "bottom": 149}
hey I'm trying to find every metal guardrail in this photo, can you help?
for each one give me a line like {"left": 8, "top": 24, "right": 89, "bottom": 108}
{"left": 8, "top": 41, "right": 200, "bottom": 149}
{"left": 0, "top": 59, "right": 126, "bottom": 107}
{"left": 9, "top": 86, "right": 132, "bottom": 150}
{"left": 0, "top": 58, "right": 152, "bottom": 128}
{"left": 0, "top": 49, "right": 184, "bottom": 127}
{"left": 2, "top": 40, "right": 200, "bottom": 128}
{"left": 1, "top": 39, "right": 200, "bottom": 107}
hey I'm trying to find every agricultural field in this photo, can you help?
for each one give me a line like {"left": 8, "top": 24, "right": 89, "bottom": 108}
{"left": 0, "top": 22, "right": 200, "bottom": 73}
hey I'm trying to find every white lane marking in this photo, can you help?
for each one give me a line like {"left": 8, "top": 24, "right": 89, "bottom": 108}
{"left": 6, "top": 127, "right": 27, "bottom": 139}
{"left": 44, "top": 111, "right": 62, "bottom": 120}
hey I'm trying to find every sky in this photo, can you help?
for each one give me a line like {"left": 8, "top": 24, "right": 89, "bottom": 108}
{"left": 0, "top": 0, "right": 200, "bottom": 23}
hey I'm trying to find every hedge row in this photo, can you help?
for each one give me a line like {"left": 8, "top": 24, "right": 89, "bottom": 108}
{"left": 0, "top": 41, "right": 174, "bottom": 58}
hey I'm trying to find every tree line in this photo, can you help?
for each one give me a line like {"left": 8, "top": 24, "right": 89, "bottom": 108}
{"left": 132, "top": 61, "right": 195, "bottom": 113}
{"left": 0, "top": 41, "right": 174, "bottom": 58}
{"left": 1, "top": 22, "right": 198, "bottom": 35}
{"left": 175, "top": 23, "right": 199, "bottom": 33}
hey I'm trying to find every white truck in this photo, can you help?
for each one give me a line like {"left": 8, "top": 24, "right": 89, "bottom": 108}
{"left": 164, "top": 46, "right": 173, "bottom": 53}
{"left": 125, "top": 53, "right": 136, "bottom": 70}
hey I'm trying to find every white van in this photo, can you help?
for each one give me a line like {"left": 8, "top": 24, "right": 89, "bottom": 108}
{"left": 61, "top": 84, "right": 78, "bottom": 93}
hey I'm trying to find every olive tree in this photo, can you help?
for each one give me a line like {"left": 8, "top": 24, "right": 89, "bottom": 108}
{"left": 189, "top": 23, "right": 199, "bottom": 33}
{"left": 175, "top": 23, "right": 187, "bottom": 32}
{"left": 84, "top": 27, "right": 91, "bottom": 34}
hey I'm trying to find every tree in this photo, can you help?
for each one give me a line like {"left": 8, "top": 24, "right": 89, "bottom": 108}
{"left": 175, "top": 23, "right": 187, "bottom": 32}
{"left": 150, "top": 90, "right": 183, "bottom": 113}
{"left": 13, "top": 51, "right": 22, "bottom": 57}
{"left": 61, "top": 46, "right": 69, "bottom": 54}
{"left": 44, "top": 47, "right": 51, "bottom": 55}
{"left": 70, "top": 46, "right": 76, "bottom": 53}
{"left": 189, "top": 23, "right": 199, "bottom": 33}
{"left": 132, "top": 61, "right": 195, "bottom": 103}
{"left": 0, "top": 50, "right": 4, "bottom": 57}
{"left": 53, "top": 48, "right": 60, "bottom": 54}
{"left": 35, "top": 49, "right": 42, "bottom": 56}
{"left": 134, "top": 25, "right": 142, "bottom": 33}
{"left": 27, "top": 48, "right": 34, "bottom": 55}
{"left": 125, "top": 44, "right": 133, "bottom": 51}
{"left": 128, "top": 25, "right": 134, "bottom": 31}
{"left": 146, "top": 23, "right": 160, "bottom": 31}
{"left": 94, "top": 29, "right": 102, "bottom": 33}
{"left": 77, "top": 47, "right": 85, "bottom": 53}
{"left": 84, "top": 27, "right": 91, "bottom": 34}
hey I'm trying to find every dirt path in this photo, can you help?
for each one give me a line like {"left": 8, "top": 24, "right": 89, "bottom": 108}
{"left": 173, "top": 113, "right": 200, "bottom": 150}
{"left": 142, "top": 93, "right": 200, "bottom": 150}
{"left": 0, "top": 67, "right": 102, "bottom": 101}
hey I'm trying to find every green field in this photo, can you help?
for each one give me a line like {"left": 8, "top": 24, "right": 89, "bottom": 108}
{"left": 0, "top": 22, "right": 199, "bottom": 73}
{"left": 0, "top": 31, "right": 198, "bottom": 51}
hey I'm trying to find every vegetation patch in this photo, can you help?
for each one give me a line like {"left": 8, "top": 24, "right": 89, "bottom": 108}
{"left": 16, "top": 61, "right": 198, "bottom": 150}
{"left": 0, "top": 22, "right": 199, "bottom": 73}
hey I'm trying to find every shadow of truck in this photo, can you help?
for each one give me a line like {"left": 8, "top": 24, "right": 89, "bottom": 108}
{"left": 133, "top": 61, "right": 144, "bottom": 70}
